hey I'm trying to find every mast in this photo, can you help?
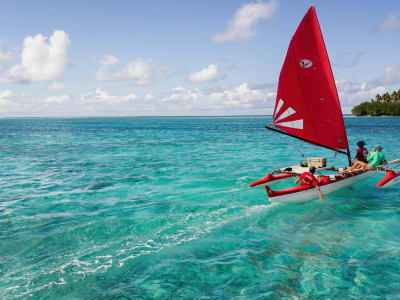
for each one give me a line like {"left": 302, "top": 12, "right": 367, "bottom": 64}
{"left": 346, "top": 148, "right": 351, "bottom": 166}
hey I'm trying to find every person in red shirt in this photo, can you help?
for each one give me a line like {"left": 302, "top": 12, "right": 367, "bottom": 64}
{"left": 354, "top": 140, "right": 368, "bottom": 163}
{"left": 294, "top": 166, "right": 323, "bottom": 201}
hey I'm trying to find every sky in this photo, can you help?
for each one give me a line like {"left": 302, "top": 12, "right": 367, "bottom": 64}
{"left": 1, "top": 0, "right": 400, "bottom": 116}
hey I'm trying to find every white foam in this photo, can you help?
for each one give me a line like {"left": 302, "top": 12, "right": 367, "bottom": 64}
{"left": 245, "top": 203, "right": 280, "bottom": 215}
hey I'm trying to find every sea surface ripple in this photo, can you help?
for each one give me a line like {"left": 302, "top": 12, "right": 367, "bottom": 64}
{"left": 1, "top": 116, "right": 400, "bottom": 299}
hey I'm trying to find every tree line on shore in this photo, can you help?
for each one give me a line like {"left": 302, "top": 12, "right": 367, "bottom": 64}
{"left": 351, "top": 89, "right": 400, "bottom": 116}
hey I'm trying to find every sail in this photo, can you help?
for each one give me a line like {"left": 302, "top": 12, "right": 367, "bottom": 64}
{"left": 271, "top": 6, "right": 348, "bottom": 151}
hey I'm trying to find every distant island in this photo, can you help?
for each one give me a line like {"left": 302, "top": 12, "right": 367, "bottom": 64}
{"left": 351, "top": 89, "right": 400, "bottom": 116}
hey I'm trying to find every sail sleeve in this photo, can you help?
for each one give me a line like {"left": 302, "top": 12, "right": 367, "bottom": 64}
{"left": 271, "top": 6, "right": 348, "bottom": 150}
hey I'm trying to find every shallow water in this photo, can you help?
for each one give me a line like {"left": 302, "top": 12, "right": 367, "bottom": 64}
{"left": 1, "top": 116, "right": 399, "bottom": 299}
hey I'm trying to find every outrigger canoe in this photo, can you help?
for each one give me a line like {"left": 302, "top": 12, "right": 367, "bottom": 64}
{"left": 250, "top": 161, "right": 400, "bottom": 203}
{"left": 250, "top": 6, "right": 400, "bottom": 203}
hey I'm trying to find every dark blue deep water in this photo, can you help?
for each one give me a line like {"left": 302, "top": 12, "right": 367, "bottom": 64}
{"left": 1, "top": 116, "right": 400, "bottom": 299}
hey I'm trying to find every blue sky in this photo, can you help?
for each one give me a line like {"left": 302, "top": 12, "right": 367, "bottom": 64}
{"left": 1, "top": 0, "right": 400, "bottom": 116}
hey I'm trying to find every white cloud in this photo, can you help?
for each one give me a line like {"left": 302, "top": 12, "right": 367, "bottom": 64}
{"left": 188, "top": 64, "right": 219, "bottom": 83}
{"left": 43, "top": 95, "right": 70, "bottom": 104}
{"left": 375, "top": 12, "right": 400, "bottom": 31}
{"left": 0, "top": 89, "right": 14, "bottom": 98}
{"left": 333, "top": 65, "right": 400, "bottom": 112}
{"left": 0, "top": 89, "right": 84, "bottom": 116}
{"left": 81, "top": 87, "right": 137, "bottom": 104}
{"left": 161, "top": 83, "right": 274, "bottom": 112}
{"left": 48, "top": 81, "right": 64, "bottom": 91}
{"left": 96, "top": 54, "right": 119, "bottom": 81}
{"left": 96, "top": 55, "right": 156, "bottom": 85}
{"left": 0, "top": 89, "right": 14, "bottom": 101}
{"left": 0, "top": 90, "right": 16, "bottom": 111}
{"left": 0, "top": 90, "right": 33, "bottom": 113}
{"left": 2, "top": 30, "right": 70, "bottom": 83}
{"left": 144, "top": 93, "right": 153, "bottom": 100}
{"left": 371, "top": 64, "right": 400, "bottom": 86}
{"left": 119, "top": 58, "right": 151, "bottom": 85}
{"left": 336, "top": 78, "right": 387, "bottom": 113}
{"left": 0, "top": 89, "right": 70, "bottom": 107}
{"left": 213, "top": 0, "right": 278, "bottom": 42}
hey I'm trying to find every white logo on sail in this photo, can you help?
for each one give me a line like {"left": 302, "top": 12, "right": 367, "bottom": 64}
{"left": 273, "top": 99, "right": 303, "bottom": 129}
{"left": 300, "top": 59, "right": 312, "bottom": 68}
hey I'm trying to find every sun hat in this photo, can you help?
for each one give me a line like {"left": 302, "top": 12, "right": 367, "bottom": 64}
{"left": 356, "top": 141, "right": 366, "bottom": 147}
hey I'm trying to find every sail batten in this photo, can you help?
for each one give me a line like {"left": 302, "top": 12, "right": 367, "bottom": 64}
{"left": 271, "top": 6, "right": 349, "bottom": 151}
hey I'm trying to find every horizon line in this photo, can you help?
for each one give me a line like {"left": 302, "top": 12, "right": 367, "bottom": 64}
{"left": 0, "top": 113, "right": 355, "bottom": 119}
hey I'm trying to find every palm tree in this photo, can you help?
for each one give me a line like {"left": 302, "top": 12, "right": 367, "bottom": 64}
{"left": 382, "top": 92, "right": 391, "bottom": 103}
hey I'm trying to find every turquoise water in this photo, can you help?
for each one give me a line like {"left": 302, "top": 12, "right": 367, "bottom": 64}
{"left": 1, "top": 116, "right": 400, "bottom": 299}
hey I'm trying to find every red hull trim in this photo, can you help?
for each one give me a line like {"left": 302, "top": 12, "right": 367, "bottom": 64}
{"left": 377, "top": 170, "right": 400, "bottom": 187}
{"left": 249, "top": 173, "right": 292, "bottom": 188}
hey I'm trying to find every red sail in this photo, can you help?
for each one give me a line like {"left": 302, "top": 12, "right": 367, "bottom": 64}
{"left": 272, "top": 6, "right": 348, "bottom": 150}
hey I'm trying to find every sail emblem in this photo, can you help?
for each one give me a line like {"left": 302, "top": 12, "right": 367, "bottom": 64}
{"left": 300, "top": 59, "right": 312, "bottom": 68}
{"left": 273, "top": 99, "right": 304, "bottom": 129}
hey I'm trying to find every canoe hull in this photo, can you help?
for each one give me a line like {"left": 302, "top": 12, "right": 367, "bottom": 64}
{"left": 267, "top": 170, "right": 378, "bottom": 203}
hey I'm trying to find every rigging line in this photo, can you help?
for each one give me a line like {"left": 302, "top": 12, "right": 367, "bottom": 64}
{"left": 392, "top": 163, "right": 400, "bottom": 170}
{"left": 268, "top": 126, "right": 307, "bottom": 160}
{"left": 266, "top": 125, "right": 349, "bottom": 156}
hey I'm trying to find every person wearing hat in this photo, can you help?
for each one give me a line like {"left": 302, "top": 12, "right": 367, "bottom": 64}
{"left": 367, "top": 145, "right": 387, "bottom": 167}
{"left": 348, "top": 144, "right": 387, "bottom": 171}
{"left": 354, "top": 141, "right": 368, "bottom": 163}
{"left": 294, "top": 166, "right": 323, "bottom": 201}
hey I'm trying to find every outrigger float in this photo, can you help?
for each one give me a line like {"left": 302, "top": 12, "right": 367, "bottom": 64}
{"left": 250, "top": 6, "right": 400, "bottom": 203}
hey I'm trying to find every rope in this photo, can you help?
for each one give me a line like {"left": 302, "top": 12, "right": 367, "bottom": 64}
{"left": 268, "top": 128, "right": 307, "bottom": 160}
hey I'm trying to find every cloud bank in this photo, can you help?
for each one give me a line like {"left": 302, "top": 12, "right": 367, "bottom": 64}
{"left": 0, "top": 83, "right": 275, "bottom": 116}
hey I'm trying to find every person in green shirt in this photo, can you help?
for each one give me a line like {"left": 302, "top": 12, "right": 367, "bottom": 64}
{"left": 348, "top": 145, "right": 386, "bottom": 171}
{"left": 367, "top": 145, "right": 387, "bottom": 167}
